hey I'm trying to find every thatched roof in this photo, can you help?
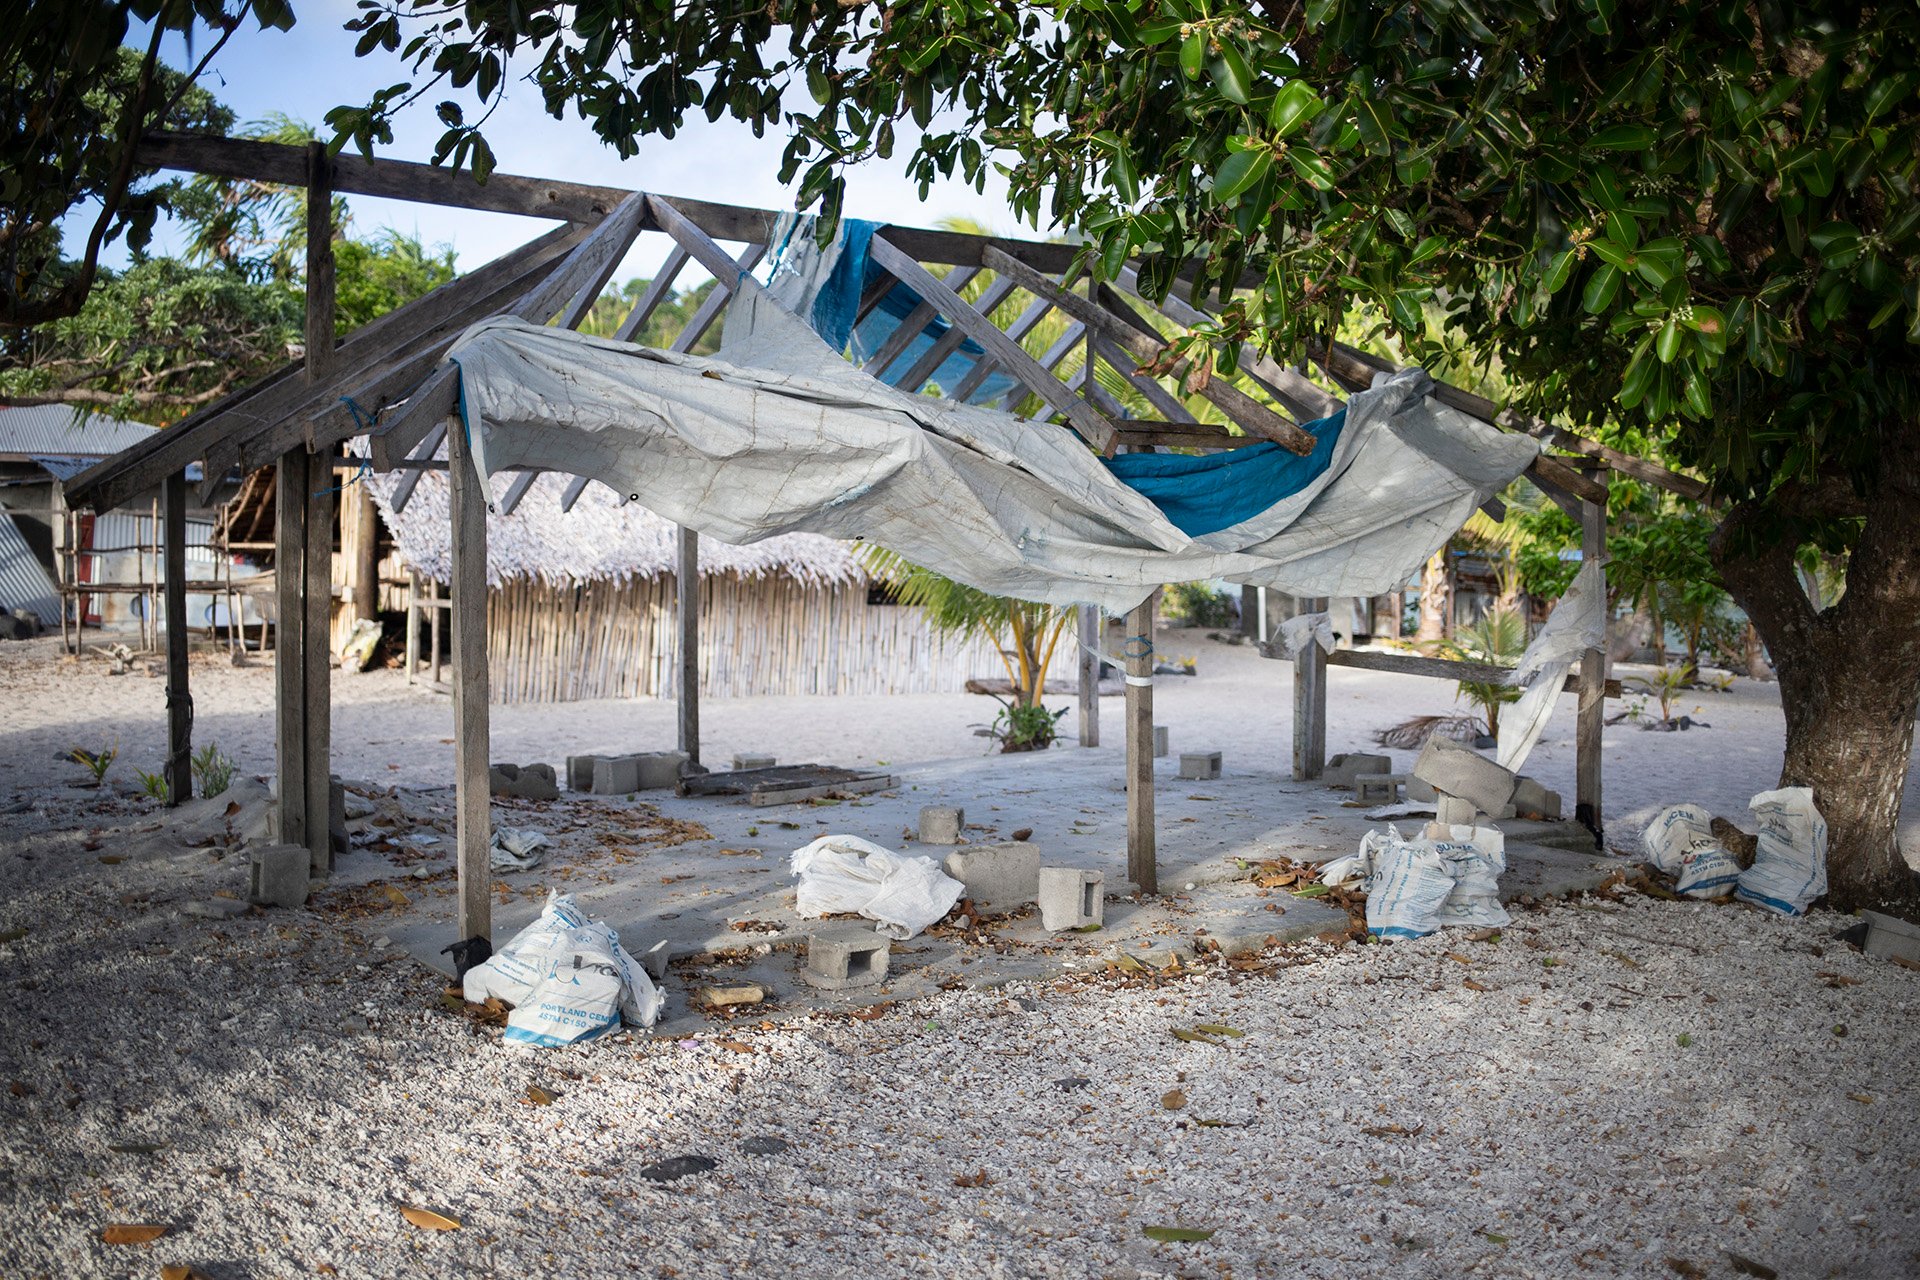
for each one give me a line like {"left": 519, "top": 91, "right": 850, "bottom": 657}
{"left": 365, "top": 468, "right": 867, "bottom": 588}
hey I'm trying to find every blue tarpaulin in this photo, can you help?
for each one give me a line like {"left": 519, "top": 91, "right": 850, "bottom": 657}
{"left": 1101, "top": 409, "right": 1348, "bottom": 537}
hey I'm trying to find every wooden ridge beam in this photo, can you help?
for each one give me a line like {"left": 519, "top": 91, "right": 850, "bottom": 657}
{"left": 871, "top": 234, "right": 1116, "bottom": 453}
{"left": 981, "top": 247, "right": 1313, "bottom": 456}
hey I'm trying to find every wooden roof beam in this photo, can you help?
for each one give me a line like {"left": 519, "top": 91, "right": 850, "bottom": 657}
{"left": 949, "top": 292, "right": 1058, "bottom": 402}
{"left": 869, "top": 234, "right": 1116, "bottom": 454}
{"left": 981, "top": 247, "right": 1313, "bottom": 456}
{"left": 370, "top": 192, "right": 649, "bottom": 472}
{"left": 888, "top": 273, "right": 1019, "bottom": 392}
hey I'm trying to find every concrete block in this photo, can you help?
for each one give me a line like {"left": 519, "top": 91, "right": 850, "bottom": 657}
{"left": 732, "top": 753, "right": 777, "bottom": 770}
{"left": 1038, "top": 867, "right": 1104, "bottom": 930}
{"left": 1152, "top": 726, "right": 1169, "bottom": 758}
{"left": 919, "top": 805, "right": 965, "bottom": 845}
{"left": 1324, "top": 752, "right": 1392, "bottom": 789}
{"left": 802, "top": 926, "right": 890, "bottom": 990}
{"left": 1356, "top": 775, "right": 1401, "bottom": 805}
{"left": 638, "top": 940, "right": 675, "bottom": 981}
{"left": 1178, "top": 751, "right": 1222, "bottom": 780}
{"left": 566, "top": 755, "right": 597, "bottom": 791}
{"left": 635, "top": 751, "right": 688, "bottom": 790}
{"left": 1412, "top": 735, "right": 1517, "bottom": 816}
{"left": 1436, "top": 795, "right": 1479, "bottom": 826}
{"left": 1406, "top": 774, "right": 1439, "bottom": 804}
{"left": 591, "top": 755, "right": 641, "bottom": 795}
{"left": 1511, "top": 775, "right": 1563, "bottom": 821}
{"left": 490, "top": 762, "right": 561, "bottom": 801}
{"left": 943, "top": 841, "right": 1042, "bottom": 911}
{"left": 1860, "top": 910, "right": 1920, "bottom": 965}
{"left": 248, "top": 843, "right": 310, "bottom": 908}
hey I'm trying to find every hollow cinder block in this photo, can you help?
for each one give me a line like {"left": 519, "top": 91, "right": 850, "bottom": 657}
{"left": 248, "top": 843, "right": 310, "bottom": 909}
{"left": 1411, "top": 735, "right": 1517, "bottom": 817}
{"left": 1512, "top": 775, "right": 1563, "bottom": 820}
{"left": 1325, "top": 752, "right": 1393, "bottom": 789}
{"left": 943, "top": 841, "right": 1041, "bottom": 911}
{"left": 732, "top": 753, "right": 777, "bottom": 770}
{"left": 566, "top": 755, "right": 596, "bottom": 791}
{"left": 1178, "top": 751, "right": 1222, "bottom": 780}
{"left": 591, "top": 755, "right": 641, "bottom": 795}
{"left": 634, "top": 750, "right": 688, "bottom": 790}
{"left": 803, "top": 927, "right": 890, "bottom": 990}
{"left": 1038, "top": 867, "right": 1104, "bottom": 930}
{"left": 1356, "top": 774, "right": 1402, "bottom": 805}
{"left": 919, "top": 805, "right": 965, "bottom": 845}
{"left": 1152, "top": 726, "right": 1170, "bottom": 758}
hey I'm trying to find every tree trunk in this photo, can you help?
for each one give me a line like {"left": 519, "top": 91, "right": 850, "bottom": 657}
{"left": 1712, "top": 469, "right": 1920, "bottom": 916}
{"left": 1414, "top": 550, "right": 1449, "bottom": 651}
{"left": 1742, "top": 622, "right": 1774, "bottom": 681}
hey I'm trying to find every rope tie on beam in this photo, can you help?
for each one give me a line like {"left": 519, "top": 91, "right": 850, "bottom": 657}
{"left": 312, "top": 395, "right": 381, "bottom": 496}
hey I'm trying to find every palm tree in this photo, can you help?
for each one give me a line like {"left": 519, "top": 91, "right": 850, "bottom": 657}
{"left": 857, "top": 545, "right": 1074, "bottom": 712}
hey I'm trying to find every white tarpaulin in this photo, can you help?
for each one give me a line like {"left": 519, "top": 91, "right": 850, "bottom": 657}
{"left": 443, "top": 288, "right": 1539, "bottom": 613}
{"left": 1495, "top": 559, "right": 1610, "bottom": 773}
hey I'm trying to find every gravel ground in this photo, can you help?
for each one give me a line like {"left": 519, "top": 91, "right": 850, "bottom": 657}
{"left": 2, "top": 786, "right": 1916, "bottom": 1279}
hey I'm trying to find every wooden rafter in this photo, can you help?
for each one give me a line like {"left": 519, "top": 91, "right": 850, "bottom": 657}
{"left": 369, "top": 192, "right": 649, "bottom": 472}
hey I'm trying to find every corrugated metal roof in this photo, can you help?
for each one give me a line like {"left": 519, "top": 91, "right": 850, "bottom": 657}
{"left": 0, "top": 508, "right": 60, "bottom": 624}
{"left": 0, "top": 405, "right": 157, "bottom": 457}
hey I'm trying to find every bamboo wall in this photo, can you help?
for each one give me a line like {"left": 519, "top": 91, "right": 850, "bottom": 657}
{"left": 481, "top": 572, "right": 1069, "bottom": 704}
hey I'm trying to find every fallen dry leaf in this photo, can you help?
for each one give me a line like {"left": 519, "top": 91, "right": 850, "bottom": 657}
{"left": 1847, "top": 1092, "right": 1873, "bottom": 1105}
{"left": 1666, "top": 1259, "right": 1706, "bottom": 1279}
{"left": 1161, "top": 1088, "right": 1187, "bottom": 1111}
{"left": 952, "top": 1170, "right": 990, "bottom": 1188}
{"left": 718, "top": 1039, "right": 755, "bottom": 1053}
{"left": 100, "top": 1223, "right": 170, "bottom": 1245}
{"left": 1463, "top": 979, "right": 1490, "bottom": 992}
{"left": 382, "top": 886, "right": 409, "bottom": 907}
{"left": 526, "top": 1084, "right": 555, "bottom": 1107}
{"left": 400, "top": 1207, "right": 461, "bottom": 1231}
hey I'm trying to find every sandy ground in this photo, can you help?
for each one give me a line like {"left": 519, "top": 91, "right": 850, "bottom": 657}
{"left": 7, "top": 627, "right": 1918, "bottom": 855}
{"left": 1, "top": 629, "right": 1917, "bottom": 1278}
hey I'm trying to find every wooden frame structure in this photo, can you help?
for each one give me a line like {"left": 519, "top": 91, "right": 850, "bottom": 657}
{"left": 65, "top": 132, "right": 1709, "bottom": 940}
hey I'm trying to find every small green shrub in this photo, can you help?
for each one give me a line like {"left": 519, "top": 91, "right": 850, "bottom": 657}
{"left": 135, "top": 769, "right": 170, "bottom": 804}
{"left": 988, "top": 701, "right": 1068, "bottom": 753}
{"left": 191, "top": 743, "right": 235, "bottom": 798}
{"left": 69, "top": 743, "right": 117, "bottom": 784}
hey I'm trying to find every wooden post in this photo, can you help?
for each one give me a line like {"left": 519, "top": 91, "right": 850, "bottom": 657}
{"left": 448, "top": 416, "right": 492, "bottom": 942}
{"left": 1576, "top": 467, "right": 1609, "bottom": 842}
{"left": 404, "top": 570, "right": 418, "bottom": 684}
{"left": 677, "top": 525, "right": 700, "bottom": 767}
{"left": 273, "top": 447, "right": 310, "bottom": 851}
{"left": 1076, "top": 604, "right": 1100, "bottom": 748}
{"left": 429, "top": 577, "right": 443, "bottom": 685}
{"left": 1292, "top": 596, "right": 1328, "bottom": 781}
{"left": 344, "top": 479, "right": 378, "bottom": 622}
{"left": 1124, "top": 594, "right": 1157, "bottom": 896}
{"left": 298, "top": 140, "right": 338, "bottom": 877}
{"left": 162, "top": 470, "right": 193, "bottom": 805}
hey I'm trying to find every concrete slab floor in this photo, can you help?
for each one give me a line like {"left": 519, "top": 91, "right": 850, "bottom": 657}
{"left": 318, "top": 744, "right": 1624, "bottom": 1034}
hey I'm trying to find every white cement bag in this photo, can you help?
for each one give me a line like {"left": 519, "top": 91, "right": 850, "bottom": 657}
{"left": 463, "top": 892, "right": 664, "bottom": 1047}
{"left": 1737, "top": 787, "right": 1828, "bottom": 915}
{"left": 791, "top": 835, "right": 965, "bottom": 939}
{"left": 1319, "top": 826, "right": 1399, "bottom": 890}
{"left": 1644, "top": 804, "right": 1717, "bottom": 874}
{"left": 1429, "top": 825, "right": 1511, "bottom": 929}
{"left": 1642, "top": 803, "right": 1745, "bottom": 899}
{"left": 1365, "top": 840, "right": 1458, "bottom": 940}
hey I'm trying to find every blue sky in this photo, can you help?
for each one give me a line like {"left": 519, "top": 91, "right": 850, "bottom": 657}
{"left": 83, "top": 0, "right": 1021, "bottom": 289}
